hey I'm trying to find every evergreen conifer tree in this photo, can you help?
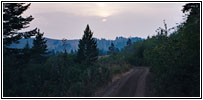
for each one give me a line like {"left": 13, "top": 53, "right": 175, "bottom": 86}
{"left": 32, "top": 29, "right": 47, "bottom": 63}
{"left": 77, "top": 24, "right": 98, "bottom": 64}
{"left": 3, "top": 3, "right": 37, "bottom": 46}
{"left": 22, "top": 41, "right": 31, "bottom": 63}
{"left": 126, "top": 39, "right": 132, "bottom": 46}
{"left": 125, "top": 38, "right": 133, "bottom": 51}
{"left": 109, "top": 42, "right": 115, "bottom": 53}
{"left": 23, "top": 41, "right": 30, "bottom": 54}
{"left": 108, "top": 43, "right": 119, "bottom": 55}
{"left": 62, "top": 38, "right": 67, "bottom": 54}
{"left": 70, "top": 49, "right": 74, "bottom": 54}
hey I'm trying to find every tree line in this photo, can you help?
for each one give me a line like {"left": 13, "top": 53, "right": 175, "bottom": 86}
{"left": 122, "top": 3, "right": 200, "bottom": 96}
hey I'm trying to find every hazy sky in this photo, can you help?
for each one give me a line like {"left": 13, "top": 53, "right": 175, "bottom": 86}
{"left": 22, "top": 2, "right": 186, "bottom": 40}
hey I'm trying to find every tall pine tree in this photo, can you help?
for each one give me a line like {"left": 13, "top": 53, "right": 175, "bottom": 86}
{"left": 32, "top": 29, "right": 48, "bottom": 63}
{"left": 3, "top": 3, "right": 37, "bottom": 46}
{"left": 77, "top": 24, "right": 98, "bottom": 64}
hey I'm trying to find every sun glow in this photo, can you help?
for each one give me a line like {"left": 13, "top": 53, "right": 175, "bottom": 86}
{"left": 33, "top": 3, "right": 121, "bottom": 18}
{"left": 95, "top": 3, "right": 114, "bottom": 17}
{"left": 97, "top": 11, "right": 111, "bottom": 17}
{"left": 97, "top": 3, "right": 106, "bottom": 7}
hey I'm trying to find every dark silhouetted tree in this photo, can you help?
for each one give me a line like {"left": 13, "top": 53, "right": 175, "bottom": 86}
{"left": 3, "top": 3, "right": 37, "bottom": 46}
{"left": 183, "top": 3, "right": 200, "bottom": 18}
{"left": 62, "top": 38, "right": 67, "bottom": 54}
{"left": 108, "top": 43, "right": 119, "bottom": 55}
{"left": 32, "top": 29, "right": 47, "bottom": 63}
{"left": 125, "top": 38, "right": 133, "bottom": 52}
{"left": 108, "top": 43, "right": 115, "bottom": 53}
{"left": 70, "top": 49, "right": 74, "bottom": 54}
{"left": 77, "top": 24, "right": 98, "bottom": 64}
{"left": 22, "top": 41, "right": 31, "bottom": 63}
{"left": 155, "top": 20, "right": 171, "bottom": 36}
{"left": 127, "top": 39, "right": 132, "bottom": 46}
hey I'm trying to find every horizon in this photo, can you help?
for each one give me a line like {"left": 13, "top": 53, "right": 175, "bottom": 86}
{"left": 21, "top": 2, "right": 186, "bottom": 40}
{"left": 37, "top": 35, "right": 143, "bottom": 41}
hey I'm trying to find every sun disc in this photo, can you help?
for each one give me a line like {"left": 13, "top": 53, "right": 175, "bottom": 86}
{"left": 102, "top": 18, "right": 107, "bottom": 22}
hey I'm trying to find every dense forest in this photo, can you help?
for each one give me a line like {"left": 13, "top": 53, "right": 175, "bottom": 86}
{"left": 3, "top": 3, "right": 200, "bottom": 97}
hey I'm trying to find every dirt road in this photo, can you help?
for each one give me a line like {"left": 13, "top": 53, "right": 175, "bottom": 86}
{"left": 96, "top": 67, "right": 150, "bottom": 97}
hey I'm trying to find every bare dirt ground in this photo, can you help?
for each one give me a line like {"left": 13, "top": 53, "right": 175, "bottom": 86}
{"left": 95, "top": 67, "right": 150, "bottom": 97}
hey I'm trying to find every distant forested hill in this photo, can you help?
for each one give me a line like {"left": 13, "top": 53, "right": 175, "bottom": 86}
{"left": 9, "top": 36, "right": 143, "bottom": 53}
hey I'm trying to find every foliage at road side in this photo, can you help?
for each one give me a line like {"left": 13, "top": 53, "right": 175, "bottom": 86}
{"left": 124, "top": 3, "right": 200, "bottom": 96}
{"left": 4, "top": 20, "right": 111, "bottom": 96}
{"left": 97, "top": 52, "right": 133, "bottom": 78}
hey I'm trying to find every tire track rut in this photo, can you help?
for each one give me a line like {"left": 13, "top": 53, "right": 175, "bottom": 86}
{"left": 96, "top": 67, "right": 149, "bottom": 97}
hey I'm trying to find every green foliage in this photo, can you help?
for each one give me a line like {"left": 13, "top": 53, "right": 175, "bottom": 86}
{"left": 3, "top": 3, "right": 111, "bottom": 97}
{"left": 3, "top": 3, "right": 39, "bottom": 96}
{"left": 98, "top": 53, "right": 132, "bottom": 77}
{"left": 125, "top": 38, "right": 134, "bottom": 52}
{"left": 3, "top": 3, "right": 37, "bottom": 46}
{"left": 42, "top": 53, "right": 111, "bottom": 96}
{"left": 77, "top": 24, "right": 99, "bottom": 64}
{"left": 126, "top": 41, "right": 145, "bottom": 66}
{"left": 128, "top": 3, "right": 199, "bottom": 96}
{"left": 3, "top": 53, "right": 45, "bottom": 96}
{"left": 32, "top": 29, "right": 48, "bottom": 63}
{"left": 122, "top": 3, "right": 200, "bottom": 96}
{"left": 22, "top": 41, "right": 31, "bottom": 63}
{"left": 4, "top": 52, "right": 111, "bottom": 97}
